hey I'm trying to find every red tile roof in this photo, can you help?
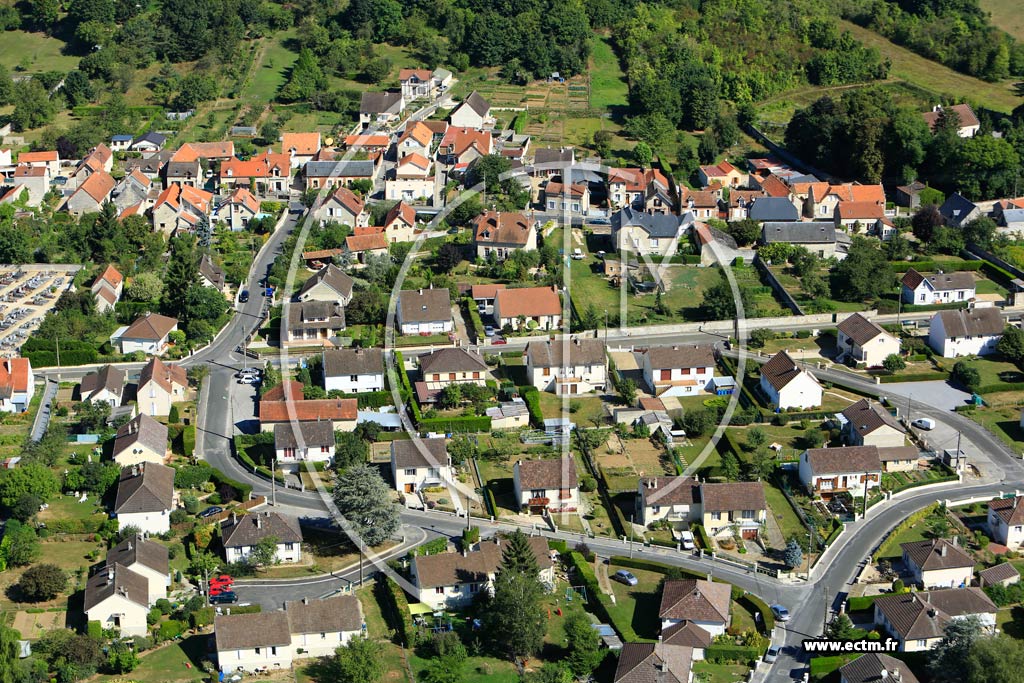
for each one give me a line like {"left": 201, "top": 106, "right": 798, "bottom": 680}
{"left": 281, "top": 132, "right": 321, "bottom": 156}
{"left": 495, "top": 286, "right": 561, "bottom": 318}
{"left": 259, "top": 398, "right": 358, "bottom": 423}
{"left": 75, "top": 170, "right": 115, "bottom": 203}
{"left": 346, "top": 233, "right": 389, "bottom": 252}
{"left": 18, "top": 150, "right": 57, "bottom": 164}
{"left": 386, "top": 201, "right": 416, "bottom": 228}
{"left": 221, "top": 151, "right": 290, "bottom": 179}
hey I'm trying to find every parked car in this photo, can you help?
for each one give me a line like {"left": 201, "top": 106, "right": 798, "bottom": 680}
{"left": 911, "top": 418, "right": 935, "bottom": 430}
{"left": 613, "top": 570, "right": 638, "bottom": 586}
{"left": 764, "top": 646, "right": 780, "bottom": 663}
{"left": 198, "top": 506, "right": 223, "bottom": 518}
{"left": 209, "top": 585, "right": 231, "bottom": 596}
{"left": 571, "top": 248, "right": 584, "bottom": 260}
{"left": 491, "top": 337, "right": 507, "bottom": 345}
{"left": 209, "top": 592, "right": 238, "bottom": 604}
{"left": 680, "top": 530, "right": 695, "bottom": 550}
{"left": 771, "top": 604, "right": 791, "bottom": 622}
{"left": 484, "top": 325, "right": 496, "bottom": 337}
{"left": 238, "top": 290, "right": 249, "bottom": 303}
{"left": 238, "top": 375, "right": 259, "bottom": 385}
{"left": 209, "top": 575, "right": 233, "bottom": 588}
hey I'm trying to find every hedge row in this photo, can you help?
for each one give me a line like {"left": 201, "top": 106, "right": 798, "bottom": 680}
{"left": 705, "top": 644, "right": 762, "bottom": 665}
{"left": 847, "top": 594, "right": 883, "bottom": 612}
{"left": 376, "top": 575, "right": 413, "bottom": 646}
{"left": 878, "top": 371, "right": 948, "bottom": 383}
{"left": 393, "top": 351, "right": 422, "bottom": 423}
{"left": 978, "top": 381, "right": 1024, "bottom": 394}
{"left": 484, "top": 486, "right": 499, "bottom": 519}
{"left": 190, "top": 604, "right": 261, "bottom": 628}
{"left": 234, "top": 436, "right": 286, "bottom": 484}
{"left": 210, "top": 467, "right": 253, "bottom": 501}
{"left": 418, "top": 415, "right": 492, "bottom": 433}
{"left": 565, "top": 551, "right": 631, "bottom": 640}
{"left": 890, "top": 259, "right": 981, "bottom": 273}
{"left": 464, "top": 297, "right": 486, "bottom": 341}
{"left": 692, "top": 523, "right": 712, "bottom": 551}
{"left": 809, "top": 655, "right": 854, "bottom": 679}
{"left": 518, "top": 385, "right": 544, "bottom": 428}
{"left": 183, "top": 425, "right": 196, "bottom": 457}
{"left": 873, "top": 503, "right": 938, "bottom": 561}
{"left": 887, "top": 469, "right": 958, "bottom": 494}
{"left": 738, "top": 593, "right": 775, "bottom": 633}
{"left": 46, "top": 517, "right": 107, "bottom": 534}
{"left": 548, "top": 539, "right": 569, "bottom": 554}
{"left": 354, "top": 391, "right": 394, "bottom": 409}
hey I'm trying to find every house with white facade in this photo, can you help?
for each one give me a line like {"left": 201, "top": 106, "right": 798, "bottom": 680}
{"left": 137, "top": 357, "right": 188, "bottom": 418}
{"left": 113, "top": 462, "right": 175, "bottom": 534}
{"left": 659, "top": 579, "right": 732, "bottom": 636}
{"left": 273, "top": 422, "right": 336, "bottom": 469}
{"left": 448, "top": 91, "right": 491, "bottom": 129}
{"left": 390, "top": 438, "right": 453, "bottom": 495}
{"left": 112, "top": 414, "right": 169, "bottom": 467}
{"left": 635, "top": 476, "right": 701, "bottom": 526}
{"left": 901, "top": 268, "right": 976, "bottom": 305}
{"left": 512, "top": 457, "right": 580, "bottom": 514}
{"left": 83, "top": 564, "right": 150, "bottom": 637}
{"left": 641, "top": 344, "right": 716, "bottom": 397}
{"left": 493, "top": 286, "right": 561, "bottom": 332}
{"left": 105, "top": 535, "right": 170, "bottom": 606}
{"left": 524, "top": 338, "right": 607, "bottom": 395}
{"left": 798, "top": 446, "right": 882, "bottom": 500}
{"left": 111, "top": 313, "right": 179, "bottom": 356}
{"left": 312, "top": 185, "right": 366, "bottom": 227}
{"left": 91, "top": 264, "right": 124, "bottom": 313}
{"left": 416, "top": 348, "right": 490, "bottom": 395}
{"left": 836, "top": 313, "right": 901, "bottom": 367}
{"left": 758, "top": 351, "right": 822, "bottom": 410}
{"left": 988, "top": 495, "right": 1024, "bottom": 550}
{"left": 80, "top": 365, "right": 125, "bottom": 406}
{"left": 472, "top": 211, "right": 536, "bottom": 260}
{"left": 322, "top": 348, "right": 384, "bottom": 394}
{"left": 927, "top": 306, "right": 1003, "bottom": 358}
{"left": 396, "top": 288, "right": 452, "bottom": 335}
{"left": 901, "top": 539, "right": 974, "bottom": 589}
{"left": 220, "top": 511, "right": 303, "bottom": 564}
{"left": 873, "top": 588, "right": 995, "bottom": 651}
{"left": 839, "top": 654, "right": 921, "bottom": 683}
{"left": 612, "top": 206, "right": 690, "bottom": 258}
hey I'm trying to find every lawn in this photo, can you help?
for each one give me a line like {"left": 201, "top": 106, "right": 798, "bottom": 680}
{"left": 243, "top": 30, "right": 301, "bottom": 103}
{"left": 605, "top": 564, "right": 666, "bottom": 641}
{"left": 537, "top": 392, "right": 606, "bottom": 425}
{"left": 589, "top": 34, "right": 628, "bottom": 110}
{"left": 876, "top": 520, "right": 930, "bottom": 560}
{"left": 0, "top": 30, "right": 80, "bottom": 74}
{"left": 692, "top": 661, "right": 752, "bottom": 683}
{"left": 839, "top": 20, "right": 1021, "bottom": 114}
{"left": 762, "top": 478, "right": 809, "bottom": 542}
{"left": 938, "top": 356, "right": 1024, "bottom": 389}
{"left": 998, "top": 606, "right": 1024, "bottom": 639}
{"left": 962, "top": 391, "right": 1024, "bottom": 452}
{"left": 94, "top": 635, "right": 210, "bottom": 683}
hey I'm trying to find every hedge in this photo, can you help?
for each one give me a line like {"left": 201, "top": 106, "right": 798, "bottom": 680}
{"left": 548, "top": 539, "right": 568, "bottom": 554}
{"left": 416, "top": 537, "right": 449, "bottom": 555}
{"left": 210, "top": 467, "right": 253, "bottom": 501}
{"left": 354, "top": 391, "right": 394, "bottom": 409}
{"left": 484, "top": 485, "right": 499, "bottom": 518}
{"left": 705, "top": 645, "right": 762, "bottom": 664}
{"left": 980, "top": 260, "right": 1017, "bottom": 288}
{"left": 87, "top": 621, "right": 102, "bottom": 639}
{"left": 376, "top": 575, "right": 413, "bottom": 646}
{"left": 886, "top": 468, "right": 958, "bottom": 494}
{"left": 46, "top": 517, "right": 106, "bottom": 534}
{"left": 978, "top": 381, "right": 1024, "bottom": 394}
{"left": 810, "top": 655, "right": 855, "bottom": 679}
{"left": 847, "top": 594, "right": 883, "bottom": 612}
{"left": 878, "top": 371, "right": 948, "bottom": 383}
{"left": 394, "top": 351, "right": 421, "bottom": 423}
{"left": 739, "top": 593, "right": 775, "bottom": 633}
{"left": 464, "top": 298, "right": 486, "bottom": 340}
{"left": 692, "top": 523, "right": 712, "bottom": 550}
{"left": 874, "top": 504, "right": 938, "bottom": 561}
{"left": 182, "top": 425, "right": 196, "bottom": 456}
{"left": 823, "top": 520, "right": 844, "bottom": 547}
{"left": 565, "top": 551, "right": 631, "bottom": 640}
{"left": 518, "top": 385, "right": 544, "bottom": 428}
{"left": 890, "top": 259, "right": 982, "bottom": 272}
{"left": 609, "top": 556, "right": 706, "bottom": 581}
{"left": 418, "top": 415, "right": 491, "bottom": 433}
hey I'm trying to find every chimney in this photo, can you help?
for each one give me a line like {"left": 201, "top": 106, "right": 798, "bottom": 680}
{"left": 941, "top": 544, "right": 948, "bottom": 557}
{"left": 303, "top": 597, "right": 309, "bottom": 605}
{"left": 881, "top": 671, "right": 889, "bottom": 681}
{"left": 107, "top": 567, "right": 114, "bottom": 584}
{"left": 231, "top": 512, "right": 237, "bottom": 525}
{"left": 927, "top": 608, "right": 937, "bottom": 618}
{"left": 892, "top": 670, "right": 902, "bottom": 682}
{"left": 131, "top": 465, "right": 138, "bottom": 477}
{"left": 139, "top": 462, "right": 144, "bottom": 474}
{"left": 127, "top": 541, "right": 133, "bottom": 551}
{"left": 256, "top": 516, "right": 262, "bottom": 529}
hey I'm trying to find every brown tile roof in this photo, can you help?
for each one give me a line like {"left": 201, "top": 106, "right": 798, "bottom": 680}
{"left": 646, "top": 345, "right": 715, "bottom": 370}
{"left": 516, "top": 457, "right": 578, "bottom": 490}
{"left": 419, "top": 347, "right": 488, "bottom": 375}
{"left": 841, "top": 399, "right": 905, "bottom": 438}
{"left": 877, "top": 446, "right": 919, "bottom": 462}
{"left": 934, "top": 307, "right": 1003, "bottom": 338}
{"left": 84, "top": 563, "right": 149, "bottom": 611}
{"left": 755, "top": 174, "right": 791, "bottom": 198}
{"left": 901, "top": 538, "right": 974, "bottom": 571}
{"left": 399, "top": 68, "right": 433, "bottom": 81}
{"left": 700, "top": 482, "right": 767, "bottom": 513}
{"left": 700, "top": 160, "right": 738, "bottom": 178}
{"left": 471, "top": 284, "right": 505, "bottom": 299}
{"left": 346, "top": 233, "right": 389, "bottom": 252}
{"left": 323, "top": 348, "right": 383, "bottom": 377}
{"left": 804, "top": 446, "right": 882, "bottom": 475}
{"left": 227, "top": 187, "right": 260, "bottom": 214}
{"left": 285, "top": 595, "right": 362, "bottom": 634}
{"left": 978, "top": 563, "right": 1019, "bottom": 585}
{"left": 836, "top": 200, "right": 885, "bottom": 220}
{"left": 473, "top": 211, "right": 532, "bottom": 246}
{"left": 303, "top": 248, "right": 343, "bottom": 261}
{"left": 837, "top": 313, "right": 889, "bottom": 346}
{"left": 399, "top": 122, "right": 433, "bottom": 148}
{"left": 282, "top": 132, "right": 321, "bottom": 156}
{"left": 123, "top": 312, "right": 178, "bottom": 341}
{"left": 297, "top": 263, "right": 354, "bottom": 301}
{"left": 658, "top": 579, "right": 731, "bottom": 623}
{"left": 608, "top": 167, "right": 670, "bottom": 193}
{"left": 839, "top": 654, "right": 921, "bottom": 683}
{"left": 901, "top": 267, "right": 976, "bottom": 292}
{"left": 989, "top": 496, "right": 1024, "bottom": 526}
{"left": 413, "top": 536, "right": 551, "bottom": 589}
{"left": 494, "top": 286, "right": 560, "bottom": 319}
{"left": 392, "top": 438, "right": 448, "bottom": 469}
{"left": 399, "top": 288, "right": 451, "bottom": 324}
{"left": 613, "top": 642, "right": 692, "bottom": 683}
{"left": 439, "top": 127, "right": 492, "bottom": 157}
{"left": 14, "top": 165, "right": 45, "bottom": 177}
{"left": 18, "top": 150, "right": 58, "bottom": 163}
{"left": 198, "top": 254, "right": 226, "bottom": 290}
{"left": 139, "top": 357, "right": 187, "bottom": 397}
{"left": 386, "top": 201, "right": 416, "bottom": 228}
{"left": 114, "top": 462, "right": 174, "bottom": 513}
{"left": 640, "top": 476, "right": 700, "bottom": 507}
{"left": 106, "top": 535, "right": 169, "bottom": 575}
{"left": 525, "top": 338, "right": 606, "bottom": 368}
{"left": 259, "top": 398, "right": 357, "bottom": 423}
{"left": 261, "top": 380, "right": 304, "bottom": 402}
{"left": 639, "top": 397, "right": 666, "bottom": 411}
{"left": 343, "top": 134, "right": 391, "bottom": 148}
{"left": 875, "top": 588, "right": 995, "bottom": 640}
{"left": 80, "top": 364, "right": 125, "bottom": 401}
{"left": 221, "top": 510, "right": 303, "bottom": 548}
{"left": 759, "top": 351, "right": 810, "bottom": 392}
{"left": 112, "top": 414, "right": 169, "bottom": 461}
{"left": 273, "top": 421, "right": 335, "bottom": 450}
{"left": 922, "top": 104, "right": 979, "bottom": 131}
{"left": 459, "top": 91, "right": 490, "bottom": 117}
{"left": 215, "top": 611, "right": 291, "bottom": 650}
{"left": 172, "top": 141, "right": 235, "bottom": 161}
{"left": 75, "top": 170, "right": 115, "bottom": 203}
{"left": 327, "top": 185, "right": 364, "bottom": 217}
{"left": 544, "top": 181, "right": 588, "bottom": 199}
{"left": 661, "top": 620, "right": 712, "bottom": 648}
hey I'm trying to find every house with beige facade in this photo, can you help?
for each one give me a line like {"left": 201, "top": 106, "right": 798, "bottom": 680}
{"left": 635, "top": 476, "right": 701, "bottom": 526}
{"left": 901, "top": 539, "right": 974, "bottom": 589}
{"left": 390, "top": 438, "right": 453, "bottom": 495}
{"left": 836, "top": 313, "right": 900, "bottom": 368}
{"left": 641, "top": 344, "right": 716, "bottom": 397}
{"left": 84, "top": 564, "right": 150, "bottom": 637}
{"left": 873, "top": 588, "right": 995, "bottom": 651}
{"left": 111, "top": 414, "right": 169, "bottom": 467}
{"left": 700, "top": 481, "right": 767, "bottom": 539}
{"left": 524, "top": 338, "right": 607, "bottom": 395}
{"left": 988, "top": 495, "right": 1024, "bottom": 549}
{"left": 113, "top": 462, "right": 175, "bottom": 535}
{"left": 841, "top": 399, "right": 907, "bottom": 448}
{"left": 105, "top": 535, "right": 170, "bottom": 605}
{"left": 512, "top": 457, "right": 579, "bottom": 514}
{"left": 137, "top": 357, "right": 187, "bottom": 417}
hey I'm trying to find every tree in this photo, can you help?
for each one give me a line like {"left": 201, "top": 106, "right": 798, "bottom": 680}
{"left": 0, "top": 521, "right": 39, "bottom": 569}
{"left": 962, "top": 216, "right": 998, "bottom": 250}
{"left": 911, "top": 204, "right": 944, "bottom": 242}
{"left": 749, "top": 328, "right": 773, "bottom": 349}
{"left": 436, "top": 384, "right": 463, "bottom": 410}
{"left": 681, "top": 407, "right": 716, "bottom": 437}
{"left": 564, "top": 611, "right": 602, "bottom": 677}
{"left": 434, "top": 243, "right": 462, "bottom": 271}
{"left": 11, "top": 79, "right": 55, "bottom": 132}
{"left": 19, "top": 563, "right": 66, "bottom": 601}
{"left": 189, "top": 551, "right": 219, "bottom": 579}
{"left": 783, "top": 538, "right": 803, "bottom": 569}
{"left": 999, "top": 325, "right": 1024, "bottom": 365}
{"left": 9, "top": 493, "right": 42, "bottom": 523}
{"left": 929, "top": 616, "right": 983, "bottom": 683}
{"left": 329, "top": 635, "right": 384, "bottom": 683}
{"left": 963, "top": 635, "right": 1024, "bottom": 683}
{"left": 126, "top": 272, "right": 163, "bottom": 302}
{"left": 633, "top": 141, "right": 652, "bottom": 168}
{"left": 699, "top": 274, "right": 738, "bottom": 320}
{"left": 617, "top": 378, "right": 637, "bottom": 405}
{"left": 727, "top": 219, "right": 760, "bottom": 247}
{"left": 249, "top": 535, "right": 280, "bottom": 570}
{"left": 721, "top": 451, "right": 740, "bottom": 481}
{"left": 0, "top": 625, "right": 18, "bottom": 683}
{"left": 825, "top": 613, "right": 858, "bottom": 640}
{"left": 882, "top": 354, "right": 906, "bottom": 373}
{"left": 163, "top": 235, "right": 198, "bottom": 318}
{"left": 0, "top": 463, "right": 59, "bottom": 509}
{"left": 61, "top": 70, "right": 94, "bottom": 108}
{"left": 592, "top": 130, "right": 612, "bottom": 159}
{"left": 331, "top": 464, "right": 400, "bottom": 546}
{"left": 951, "top": 361, "right": 982, "bottom": 393}
{"left": 830, "top": 237, "right": 893, "bottom": 302}
{"left": 746, "top": 427, "right": 767, "bottom": 450}
{"left": 280, "top": 48, "right": 326, "bottom": 103}
{"left": 490, "top": 533, "right": 545, "bottom": 661}
{"left": 884, "top": 231, "right": 912, "bottom": 261}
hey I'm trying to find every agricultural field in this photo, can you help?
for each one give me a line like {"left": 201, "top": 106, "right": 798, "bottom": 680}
{"left": 981, "top": 0, "right": 1024, "bottom": 42}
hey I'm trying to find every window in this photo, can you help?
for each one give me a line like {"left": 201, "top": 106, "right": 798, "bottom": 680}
{"left": 321, "top": 633, "right": 326, "bottom": 640}
{"left": 435, "top": 586, "right": 444, "bottom": 594}
{"left": 405, "top": 468, "right": 416, "bottom": 476}
{"left": 271, "top": 647, "right": 277, "bottom": 655}
{"left": 285, "top": 543, "right": 294, "bottom": 550}
{"left": 917, "top": 640, "right": 927, "bottom": 648}
{"left": 741, "top": 510, "right": 755, "bottom": 519}
{"left": 350, "top": 375, "right": 357, "bottom": 382}
{"left": 469, "top": 583, "right": 479, "bottom": 593}
{"left": 712, "top": 512, "right": 722, "bottom": 520}
{"left": 652, "top": 505, "right": 660, "bottom": 513}
{"left": 682, "top": 367, "right": 691, "bottom": 375}
{"left": 321, "top": 445, "right": 330, "bottom": 453}
{"left": 531, "top": 489, "right": 546, "bottom": 499}
{"left": 255, "top": 648, "right": 261, "bottom": 655}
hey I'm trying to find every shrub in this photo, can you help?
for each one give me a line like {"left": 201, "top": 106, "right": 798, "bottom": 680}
{"left": 168, "top": 406, "right": 180, "bottom": 424}
{"left": 87, "top": 621, "right": 102, "bottom": 640}
{"left": 18, "top": 563, "right": 67, "bottom": 601}
{"left": 207, "top": 493, "right": 222, "bottom": 505}
{"left": 579, "top": 475, "right": 597, "bottom": 492}
{"left": 157, "top": 619, "right": 183, "bottom": 641}
{"left": 170, "top": 509, "right": 188, "bottom": 525}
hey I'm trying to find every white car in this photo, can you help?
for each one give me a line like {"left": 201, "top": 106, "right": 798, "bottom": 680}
{"left": 680, "top": 531, "right": 695, "bottom": 550}
{"left": 912, "top": 418, "right": 935, "bottom": 430}
{"left": 484, "top": 325, "right": 496, "bottom": 337}
{"left": 571, "top": 248, "right": 584, "bottom": 260}
{"left": 238, "top": 375, "right": 259, "bottom": 385}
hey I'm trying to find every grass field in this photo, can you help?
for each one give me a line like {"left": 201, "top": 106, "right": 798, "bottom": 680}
{"left": 982, "top": 0, "right": 1024, "bottom": 42}
{"left": 95, "top": 636, "right": 209, "bottom": 683}
{"left": 0, "top": 30, "right": 79, "bottom": 74}
{"left": 605, "top": 563, "right": 665, "bottom": 640}
{"left": 589, "top": 34, "right": 628, "bottom": 110}
{"left": 839, "top": 20, "right": 1021, "bottom": 113}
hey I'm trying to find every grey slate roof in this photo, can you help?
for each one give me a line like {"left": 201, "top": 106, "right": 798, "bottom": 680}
{"left": 640, "top": 476, "right": 701, "bottom": 507}
{"left": 392, "top": 438, "right": 448, "bottom": 469}
{"left": 749, "top": 197, "right": 799, "bottom": 222}
{"left": 215, "top": 611, "right": 291, "bottom": 650}
{"left": 526, "top": 338, "right": 606, "bottom": 368}
{"left": 612, "top": 206, "right": 687, "bottom": 238}
{"left": 761, "top": 222, "right": 836, "bottom": 244}
{"left": 305, "top": 160, "right": 376, "bottom": 178}
{"left": 133, "top": 131, "right": 167, "bottom": 147}
{"left": 398, "top": 288, "right": 451, "bottom": 324}
{"left": 322, "top": 347, "right": 382, "bottom": 377}
{"left": 80, "top": 364, "right": 125, "bottom": 401}
{"left": 198, "top": 254, "right": 225, "bottom": 290}
{"left": 978, "top": 562, "right": 1019, "bottom": 585}
{"left": 284, "top": 594, "right": 362, "bottom": 634}
{"left": 874, "top": 588, "right": 995, "bottom": 641}
{"left": 939, "top": 192, "right": 979, "bottom": 227}
{"left": 460, "top": 91, "right": 490, "bottom": 117}
{"left": 114, "top": 462, "right": 175, "bottom": 514}
{"left": 164, "top": 160, "right": 200, "bottom": 180}
{"left": 700, "top": 481, "right": 767, "bottom": 513}
{"left": 273, "top": 421, "right": 335, "bottom": 450}
{"left": 1002, "top": 209, "right": 1024, "bottom": 225}
{"left": 220, "top": 510, "right": 303, "bottom": 548}
{"left": 84, "top": 563, "right": 149, "bottom": 611}
{"left": 106, "top": 535, "right": 170, "bottom": 575}
{"left": 839, "top": 653, "right": 921, "bottom": 683}
{"left": 297, "top": 263, "right": 354, "bottom": 301}
{"left": 933, "top": 307, "right": 1003, "bottom": 338}
{"left": 360, "top": 90, "right": 403, "bottom": 115}
{"left": 112, "top": 413, "right": 169, "bottom": 459}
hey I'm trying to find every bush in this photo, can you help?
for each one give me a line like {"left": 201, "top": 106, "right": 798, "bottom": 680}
{"left": 417, "top": 415, "right": 491, "bottom": 433}
{"left": 376, "top": 575, "right": 413, "bottom": 646}
{"left": 157, "top": 619, "right": 183, "bottom": 641}
{"left": 207, "top": 493, "right": 222, "bottom": 505}
{"left": 518, "top": 386, "right": 544, "bottom": 428}
{"left": 169, "top": 509, "right": 188, "bottom": 524}
{"left": 579, "top": 475, "right": 597, "bottom": 492}
{"left": 18, "top": 563, "right": 67, "bottom": 601}
{"left": 87, "top": 621, "right": 102, "bottom": 640}
{"left": 705, "top": 645, "right": 762, "bottom": 664}
{"left": 168, "top": 406, "right": 180, "bottom": 424}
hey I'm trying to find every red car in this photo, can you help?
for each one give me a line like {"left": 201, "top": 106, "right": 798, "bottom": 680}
{"left": 209, "top": 575, "right": 233, "bottom": 589}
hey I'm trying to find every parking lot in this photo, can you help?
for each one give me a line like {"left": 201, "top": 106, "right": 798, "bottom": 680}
{"left": 0, "top": 265, "right": 80, "bottom": 354}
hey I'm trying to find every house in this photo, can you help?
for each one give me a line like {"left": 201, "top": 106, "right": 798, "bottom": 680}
{"left": 17, "top": 150, "right": 59, "bottom": 176}
{"left": 164, "top": 160, "right": 202, "bottom": 188}
{"left": 111, "top": 414, "right": 169, "bottom": 467}
{"left": 437, "top": 127, "right": 492, "bottom": 165}
{"left": 83, "top": 564, "right": 150, "bottom": 636}
{"left": 359, "top": 90, "right": 405, "bottom": 128}
{"left": 532, "top": 147, "right": 574, "bottom": 177}
{"left": 79, "top": 364, "right": 125, "bottom": 406}
{"left": 221, "top": 187, "right": 260, "bottom": 231}
{"left": 698, "top": 160, "right": 745, "bottom": 188}
{"left": 12, "top": 165, "right": 49, "bottom": 205}
{"left": 878, "top": 446, "right": 919, "bottom": 473}
{"left": 152, "top": 183, "right": 213, "bottom": 236}
{"left": 607, "top": 167, "right": 673, "bottom": 209}
{"left": 895, "top": 181, "right": 928, "bottom": 210}
{"left": 761, "top": 222, "right": 848, "bottom": 259}
{"left": 322, "top": 348, "right": 384, "bottom": 394}
{"left": 513, "top": 457, "right": 579, "bottom": 514}
{"left": 137, "top": 357, "right": 187, "bottom": 417}
{"left": 214, "top": 595, "right": 363, "bottom": 673}
{"left": 753, "top": 173, "right": 794, "bottom": 199}
{"left": 0, "top": 356, "right": 32, "bottom": 414}
{"left": 390, "top": 438, "right": 453, "bottom": 494}
{"left": 258, "top": 398, "right": 358, "bottom": 433}
{"left": 303, "top": 159, "right": 380, "bottom": 191}
{"left": 977, "top": 563, "right": 1020, "bottom": 588}
{"left": 410, "top": 536, "right": 554, "bottom": 609}
{"left": 386, "top": 161, "right": 434, "bottom": 203}
{"left": 613, "top": 641, "right": 694, "bottom": 683}
{"left": 472, "top": 210, "right": 536, "bottom": 260}
{"left": 841, "top": 399, "right": 907, "bottom": 448}
{"left": 470, "top": 284, "right": 505, "bottom": 314}
{"left": 111, "top": 312, "right": 179, "bottom": 355}
{"left": 281, "top": 132, "right": 321, "bottom": 167}
{"left": 399, "top": 68, "right": 434, "bottom": 100}
{"left": 417, "top": 348, "right": 490, "bottom": 394}
{"left": 397, "top": 288, "right": 452, "bottom": 335}
{"left": 758, "top": 351, "right": 822, "bottom": 410}
{"left": 659, "top": 579, "right": 732, "bottom": 636}
{"left": 345, "top": 232, "right": 389, "bottom": 262}
{"left": 171, "top": 142, "right": 236, "bottom": 163}
{"left": 837, "top": 313, "right": 901, "bottom": 368}
{"left": 341, "top": 134, "right": 391, "bottom": 154}
{"left": 873, "top": 588, "right": 996, "bottom": 651}
{"left": 382, "top": 201, "right": 418, "bottom": 243}
{"left": 543, "top": 180, "right": 590, "bottom": 213}
{"left": 798, "top": 446, "right": 882, "bottom": 500}
{"left": 642, "top": 345, "right": 716, "bottom": 397}
{"left": 274, "top": 422, "right": 335, "bottom": 469}
{"left": 839, "top": 654, "right": 921, "bottom": 683}
{"left": 198, "top": 254, "right": 228, "bottom": 294}
{"left": 987, "top": 496, "right": 1024, "bottom": 549}
{"left": 283, "top": 301, "right": 346, "bottom": 347}
{"left": 105, "top": 535, "right": 170, "bottom": 605}
{"left": 91, "top": 264, "right": 124, "bottom": 313}
{"left": 524, "top": 338, "right": 607, "bottom": 395}
{"left": 927, "top": 306, "right": 1003, "bottom": 358}
{"left": 900, "top": 268, "right": 976, "bottom": 305}
{"left": 834, "top": 201, "right": 887, "bottom": 232}
{"left": 449, "top": 91, "right": 491, "bottom": 129}
{"left": 113, "top": 462, "right": 175, "bottom": 534}
{"left": 75, "top": 144, "right": 113, "bottom": 178}
{"left": 636, "top": 476, "right": 701, "bottom": 526}
{"left": 939, "top": 192, "right": 981, "bottom": 228}
{"left": 679, "top": 188, "right": 720, "bottom": 220}
{"left": 65, "top": 170, "right": 115, "bottom": 216}
{"left": 485, "top": 399, "right": 530, "bottom": 430}
{"left": 901, "top": 538, "right": 974, "bottom": 589}
{"left": 397, "top": 121, "right": 433, "bottom": 157}
{"left": 726, "top": 189, "right": 766, "bottom": 220}
{"left": 221, "top": 511, "right": 303, "bottom": 564}
{"left": 110, "top": 134, "right": 133, "bottom": 152}
{"left": 111, "top": 169, "right": 151, "bottom": 212}
{"left": 297, "top": 264, "right": 354, "bottom": 304}
{"left": 612, "top": 207, "right": 690, "bottom": 258}
{"left": 749, "top": 196, "right": 799, "bottom": 223}
{"left": 130, "top": 131, "right": 167, "bottom": 155}
{"left": 493, "top": 286, "right": 561, "bottom": 332}
{"left": 700, "top": 481, "right": 767, "bottom": 539}
{"left": 220, "top": 151, "right": 291, "bottom": 196}
{"left": 312, "top": 185, "right": 366, "bottom": 227}
{"left": 923, "top": 104, "right": 980, "bottom": 138}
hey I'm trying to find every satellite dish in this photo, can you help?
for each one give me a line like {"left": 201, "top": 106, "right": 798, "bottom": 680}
{"left": 324, "top": 137, "right": 334, "bottom": 147}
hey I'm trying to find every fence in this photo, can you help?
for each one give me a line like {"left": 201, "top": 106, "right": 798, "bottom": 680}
{"left": 753, "top": 255, "right": 805, "bottom": 315}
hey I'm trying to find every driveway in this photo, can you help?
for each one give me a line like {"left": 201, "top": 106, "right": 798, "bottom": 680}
{"left": 875, "top": 380, "right": 971, "bottom": 412}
